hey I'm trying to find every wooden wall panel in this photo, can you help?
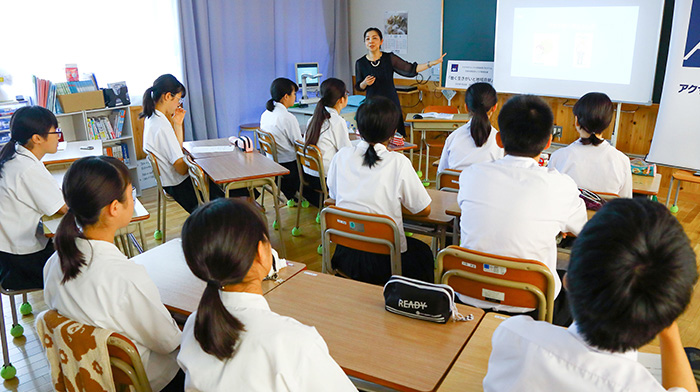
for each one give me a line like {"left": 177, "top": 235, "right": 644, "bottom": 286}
{"left": 129, "top": 106, "right": 146, "bottom": 161}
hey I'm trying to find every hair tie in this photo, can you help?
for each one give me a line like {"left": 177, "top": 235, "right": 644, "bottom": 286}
{"left": 207, "top": 279, "right": 220, "bottom": 288}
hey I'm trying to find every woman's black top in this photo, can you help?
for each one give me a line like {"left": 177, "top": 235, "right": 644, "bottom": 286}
{"left": 355, "top": 52, "right": 418, "bottom": 136}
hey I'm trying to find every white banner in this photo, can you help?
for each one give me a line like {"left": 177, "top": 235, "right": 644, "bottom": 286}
{"left": 445, "top": 60, "right": 494, "bottom": 90}
{"left": 647, "top": 0, "right": 700, "bottom": 170}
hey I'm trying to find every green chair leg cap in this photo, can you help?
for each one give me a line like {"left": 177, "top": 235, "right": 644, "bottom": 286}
{"left": 272, "top": 220, "right": 280, "bottom": 230}
{"left": 651, "top": 195, "right": 658, "bottom": 202}
{"left": 317, "top": 244, "right": 323, "bottom": 255}
{"left": 19, "top": 302, "right": 32, "bottom": 316}
{"left": 315, "top": 213, "right": 321, "bottom": 224}
{"left": 287, "top": 200, "right": 296, "bottom": 208}
{"left": 10, "top": 324, "right": 23, "bottom": 338}
{"left": 0, "top": 365, "right": 16, "bottom": 380}
{"left": 422, "top": 181, "right": 430, "bottom": 187}
{"left": 291, "top": 227, "right": 301, "bottom": 236}
{"left": 416, "top": 170, "right": 423, "bottom": 178}
{"left": 301, "top": 200, "right": 310, "bottom": 208}
{"left": 406, "top": 232, "right": 414, "bottom": 237}
{"left": 153, "top": 230, "right": 163, "bottom": 240}
{"left": 670, "top": 205, "right": 679, "bottom": 214}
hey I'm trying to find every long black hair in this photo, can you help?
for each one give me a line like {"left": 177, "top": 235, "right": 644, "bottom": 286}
{"left": 0, "top": 106, "right": 57, "bottom": 177}
{"left": 139, "top": 74, "right": 186, "bottom": 119}
{"left": 465, "top": 83, "right": 498, "bottom": 147}
{"left": 356, "top": 96, "right": 399, "bottom": 168}
{"left": 573, "top": 92, "right": 613, "bottom": 146}
{"left": 266, "top": 78, "right": 298, "bottom": 112}
{"left": 305, "top": 78, "right": 346, "bottom": 148}
{"left": 55, "top": 156, "right": 131, "bottom": 283}
{"left": 181, "top": 198, "right": 270, "bottom": 360}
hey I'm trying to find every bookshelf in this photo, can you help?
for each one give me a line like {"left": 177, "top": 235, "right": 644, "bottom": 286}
{"left": 0, "top": 100, "right": 31, "bottom": 148}
{"left": 55, "top": 105, "right": 141, "bottom": 195}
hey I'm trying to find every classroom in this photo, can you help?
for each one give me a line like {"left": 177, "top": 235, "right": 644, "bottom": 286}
{"left": 0, "top": 0, "right": 699, "bottom": 391}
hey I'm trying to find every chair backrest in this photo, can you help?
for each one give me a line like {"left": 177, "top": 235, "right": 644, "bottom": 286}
{"left": 436, "top": 169, "right": 461, "bottom": 192}
{"left": 256, "top": 129, "right": 279, "bottom": 162}
{"left": 436, "top": 245, "right": 556, "bottom": 322}
{"left": 108, "top": 333, "right": 152, "bottom": 392}
{"left": 146, "top": 152, "right": 167, "bottom": 196}
{"left": 424, "top": 105, "right": 459, "bottom": 114}
{"left": 295, "top": 140, "right": 328, "bottom": 194}
{"left": 596, "top": 192, "right": 620, "bottom": 201}
{"left": 184, "top": 155, "right": 209, "bottom": 205}
{"left": 320, "top": 206, "right": 402, "bottom": 276}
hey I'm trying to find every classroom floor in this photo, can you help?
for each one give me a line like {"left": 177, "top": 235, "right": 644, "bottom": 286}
{"left": 2, "top": 160, "right": 700, "bottom": 391}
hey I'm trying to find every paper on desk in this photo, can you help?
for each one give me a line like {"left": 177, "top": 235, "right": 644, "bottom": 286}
{"left": 267, "top": 248, "right": 288, "bottom": 278}
{"left": 422, "top": 112, "right": 454, "bottom": 120}
{"left": 190, "top": 146, "right": 236, "bottom": 153}
{"left": 637, "top": 352, "right": 662, "bottom": 384}
{"left": 57, "top": 141, "right": 67, "bottom": 151}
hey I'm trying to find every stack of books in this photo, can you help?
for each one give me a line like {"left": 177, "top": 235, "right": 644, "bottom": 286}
{"left": 86, "top": 109, "right": 126, "bottom": 141}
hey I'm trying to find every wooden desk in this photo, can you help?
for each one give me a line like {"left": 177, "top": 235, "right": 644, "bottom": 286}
{"left": 437, "top": 312, "right": 508, "bottom": 392}
{"left": 632, "top": 173, "right": 661, "bottom": 197}
{"left": 265, "top": 272, "right": 485, "bottom": 392}
{"left": 42, "top": 140, "right": 103, "bottom": 165}
{"left": 131, "top": 239, "right": 306, "bottom": 316}
{"left": 404, "top": 189, "right": 457, "bottom": 255}
{"left": 182, "top": 138, "right": 237, "bottom": 159}
{"left": 665, "top": 170, "right": 699, "bottom": 211}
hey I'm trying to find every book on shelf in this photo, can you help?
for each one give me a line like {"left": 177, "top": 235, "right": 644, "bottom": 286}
{"left": 86, "top": 109, "right": 127, "bottom": 141}
{"left": 102, "top": 144, "right": 130, "bottom": 166}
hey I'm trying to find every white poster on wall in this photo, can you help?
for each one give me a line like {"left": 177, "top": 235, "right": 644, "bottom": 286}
{"left": 445, "top": 60, "right": 494, "bottom": 89}
{"left": 647, "top": 0, "right": 700, "bottom": 170}
{"left": 384, "top": 11, "right": 408, "bottom": 54}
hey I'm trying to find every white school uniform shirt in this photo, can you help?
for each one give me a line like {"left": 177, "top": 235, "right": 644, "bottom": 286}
{"left": 260, "top": 102, "right": 303, "bottom": 163}
{"left": 483, "top": 316, "right": 687, "bottom": 392}
{"left": 549, "top": 139, "right": 633, "bottom": 198}
{"left": 177, "top": 291, "right": 357, "bottom": 392}
{"left": 437, "top": 121, "right": 504, "bottom": 173}
{"left": 304, "top": 107, "right": 352, "bottom": 177}
{"left": 457, "top": 155, "right": 587, "bottom": 312}
{"left": 0, "top": 144, "right": 64, "bottom": 254}
{"left": 142, "top": 109, "right": 188, "bottom": 187}
{"left": 43, "top": 239, "right": 181, "bottom": 391}
{"left": 327, "top": 141, "right": 431, "bottom": 253}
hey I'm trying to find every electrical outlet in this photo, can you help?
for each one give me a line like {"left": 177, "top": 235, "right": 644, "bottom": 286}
{"left": 552, "top": 125, "right": 563, "bottom": 138}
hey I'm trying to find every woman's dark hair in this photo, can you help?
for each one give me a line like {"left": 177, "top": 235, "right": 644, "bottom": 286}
{"left": 364, "top": 27, "right": 383, "bottom": 41}
{"left": 356, "top": 96, "right": 399, "bottom": 168}
{"left": 305, "top": 78, "right": 347, "bottom": 148}
{"left": 465, "top": 83, "right": 498, "bottom": 147}
{"left": 266, "top": 77, "right": 298, "bottom": 112}
{"left": 568, "top": 198, "right": 697, "bottom": 352}
{"left": 0, "top": 106, "right": 57, "bottom": 177}
{"left": 573, "top": 92, "right": 613, "bottom": 146}
{"left": 55, "top": 156, "right": 131, "bottom": 283}
{"left": 181, "top": 198, "right": 270, "bottom": 360}
{"left": 139, "top": 74, "right": 186, "bottom": 119}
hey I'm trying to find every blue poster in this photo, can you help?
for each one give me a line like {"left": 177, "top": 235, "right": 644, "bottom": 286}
{"left": 684, "top": 0, "right": 700, "bottom": 67}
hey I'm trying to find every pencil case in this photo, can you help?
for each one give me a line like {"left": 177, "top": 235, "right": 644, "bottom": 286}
{"left": 630, "top": 158, "right": 656, "bottom": 177}
{"left": 383, "top": 275, "right": 468, "bottom": 323}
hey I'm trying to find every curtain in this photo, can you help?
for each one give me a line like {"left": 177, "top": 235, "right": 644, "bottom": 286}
{"left": 178, "top": 0, "right": 351, "bottom": 140}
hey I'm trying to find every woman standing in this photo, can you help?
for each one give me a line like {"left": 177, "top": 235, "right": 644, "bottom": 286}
{"left": 355, "top": 27, "right": 445, "bottom": 136}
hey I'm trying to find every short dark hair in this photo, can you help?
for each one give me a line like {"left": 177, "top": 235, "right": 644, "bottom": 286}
{"left": 356, "top": 96, "right": 399, "bottom": 168}
{"left": 497, "top": 95, "right": 553, "bottom": 157}
{"left": 364, "top": 27, "right": 383, "bottom": 40}
{"left": 568, "top": 198, "right": 697, "bottom": 353}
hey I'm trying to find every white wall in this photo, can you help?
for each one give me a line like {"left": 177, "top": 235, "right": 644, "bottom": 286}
{"left": 349, "top": 0, "right": 443, "bottom": 80}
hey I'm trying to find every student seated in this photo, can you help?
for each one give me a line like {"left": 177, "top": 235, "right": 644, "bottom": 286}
{"left": 0, "top": 106, "right": 67, "bottom": 290}
{"left": 484, "top": 198, "right": 699, "bottom": 392}
{"left": 302, "top": 78, "right": 352, "bottom": 207}
{"left": 43, "top": 156, "right": 183, "bottom": 392}
{"left": 177, "top": 199, "right": 356, "bottom": 391}
{"left": 141, "top": 74, "right": 226, "bottom": 214}
{"left": 549, "top": 92, "right": 632, "bottom": 197}
{"left": 437, "top": 82, "right": 503, "bottom": 173}
{"left": 327, "top": 96, "right": 433, "bottom": 285}
{"left": 260, "top": 77, "right": 303, "bottom": 204}
{"left": 457, "top": 94, "right": 587, "bottom": 324}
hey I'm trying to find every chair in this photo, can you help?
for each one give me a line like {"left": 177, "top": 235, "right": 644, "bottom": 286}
{"left": 37, "top": 310, "right": 152, "bottom": 392}
{"left": 419, "top": 105, "right": 460, "bottom": 186}
{"left": 0, "top": 286, "right": 40, "bottom": 379}
{"left": 146, "top": 152, "right": 174, "bottom": 241}
{"left": 292, "top": 141, "right": 328, "bottom": 238}
{"left": 255, "top": 129, "right": 288, "bottom": 216}
{"left": 436, "top": 245, "right": 556, "bottom": 322}
{"left": 320, "top": 206, "right": 402, "bottom": 277}
{"left": 184, "top": 154, "right": 210, "bottom": 206}
{"left": 436, "top": 169, "right": 462, "bottom": 192}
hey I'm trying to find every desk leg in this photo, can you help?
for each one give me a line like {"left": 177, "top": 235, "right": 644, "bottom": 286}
{"left": 409, "top": 123, "right": 414, "bottom": 164}
{"left": 665, "top": 177, "right": 674, "bottom": 207}
{"left": 672, "top": 180, "right": 682, "bottom": 208}
{"left": 138, "top": 222, "right": 147, "bottom": 252}
{"left": 452, "top": 216, "right": 460, "bottom": 245}
{"left": 268, "top": 178, "right": 287, "bottom": 258}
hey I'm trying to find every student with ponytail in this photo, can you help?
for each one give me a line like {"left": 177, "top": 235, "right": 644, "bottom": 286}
{"left": 43, "top": 156, "right": 183, "bottom": 391}
{"left": 177, "top": 198, "right": 355, "bottom": 391}
{"left": 260, "top": 77, "right": 303, "bottom": 204}
{"left": 141, "top": 74, "right": 226, "bottom": 214}
{"left": 302, "top": 78, "right": 352, "bottom": 206}
{"left": 0, "top": 106, "right": 66, "bottom": 290}
{"left": 437, "top": 82, "right": 503, "bottom": 173}
{"left": 326, "top": 96, "right": 433, "bottom": 285}
{"left": 549, "top": 92, "right": 632, "bottom": 198}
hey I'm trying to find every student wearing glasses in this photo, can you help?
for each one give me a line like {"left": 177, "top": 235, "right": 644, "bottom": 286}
{"left": 0, "top": 106, "right": 67, "bottom": 290}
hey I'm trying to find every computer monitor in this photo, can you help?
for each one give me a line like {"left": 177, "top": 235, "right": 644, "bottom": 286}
{"left": 295, "top": 62, "right": 320, "bottom": 87}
